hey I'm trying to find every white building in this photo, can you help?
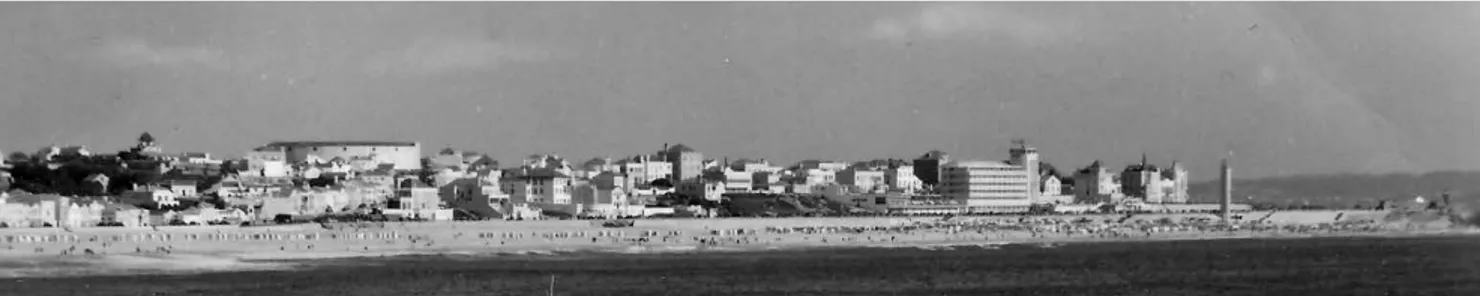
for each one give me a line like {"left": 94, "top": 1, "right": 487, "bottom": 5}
{"left": 837, "top": 168, "right": 886, "bottom": 193}
{"left": 938, "top": 141, "right": 1041, "bottom": 214}
{"left": 884, "top": 165, "right": 923, "bottom": 193}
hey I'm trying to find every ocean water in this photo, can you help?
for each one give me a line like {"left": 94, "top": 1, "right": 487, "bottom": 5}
{"left": 2, "top": 236, "right": 1477, "bottom": 296}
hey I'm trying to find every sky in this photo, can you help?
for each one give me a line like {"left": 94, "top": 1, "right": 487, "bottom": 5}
{"left": 1, "top": 2, "right": 1478, "bottom": 181}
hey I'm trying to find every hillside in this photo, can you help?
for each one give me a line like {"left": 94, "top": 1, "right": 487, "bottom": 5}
{"left": 1188, "top": 171, "right": 1480, "bottom": 208}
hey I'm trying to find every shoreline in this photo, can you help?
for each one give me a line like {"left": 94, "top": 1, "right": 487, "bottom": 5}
{"left": 0, "top": 229, "right": 1471, "bottom": 279}
{"left": 0, "top": 211, "right": 1466, "bottom": 278}
{"left": 227, "top": 227, "right": 1479, "bottom": 262}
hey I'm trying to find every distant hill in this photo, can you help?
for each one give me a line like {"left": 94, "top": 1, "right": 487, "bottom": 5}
{"left": 1188, "top": 171, "right": 1480, "bottom": 208}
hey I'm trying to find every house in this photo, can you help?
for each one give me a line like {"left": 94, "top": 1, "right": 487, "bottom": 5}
{"left": 165, "top": 180, "right": 200, "bottom": 198}
{"left": 180, "top": 152, "right": 219, "bottom": 164}
{"left": 439, "top": 177, "right": 507, "bottom": 220}
{"left": 179, "top": 207, "right": 248, "bottom": 225}
{"left": 678, "top": 179, "right": 726, "bottom": 202}
{"left": 386, "top": 186, "right": 440, "bottom": 220}
{"left": 884, "top": 165, "right": 922, "bottom": 193}
{"left": 149, "top": 210, "right": 181, "bottom": 225}
{"left": 57, "top": 198, "right": 107, "bottom": 228}
{"left": 0, "top": 194, "right": 62, "bottom": 227}
{"left": 837, "top": 168, "right": 886, "bottom": 193}
{"left": 499, "top": 168, "right": 573, "bottom": 204}
{"left": 103, "top": 203, "right": 150, "bottom": 227}
{"left": 122, "top": 189, "right": 179, "bottom": 208}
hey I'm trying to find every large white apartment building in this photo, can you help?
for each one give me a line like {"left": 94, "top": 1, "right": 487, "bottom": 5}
{"left": 938, "top": 141, "right": 1040, "bottom": 214}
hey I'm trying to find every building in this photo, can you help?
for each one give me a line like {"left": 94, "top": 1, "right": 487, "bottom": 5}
{"left": 678, "top": 179, "right": 726, "bottom": 201}
{"left": 939, "top": 160, "right": 1033, "bottom": 214}
{"left": 1007, "top": 141, "right": 1040, "bottom": 203}
{"left": 721, "top": 169, "right": 753, "bottom": 192}
{"left": 439, "top": 177, "right": 507, "bottom": 219}
{"left": 1111, "top": 155, "right": 1191, "bottom": 204}
{"left": 884, "top": 165, "right": 922, "bottom": 193}
{"left": 935, "top": 141, "right": 1040, "bottom": 214}
{"left": 837, "top": 168, "right": 886, "bottom": 193}
{"left": 617, "top": 155, "right": 672, "bottom": 185}
{"left": 662, "top": 144, "right": 703, "bottom": 183}
{"left": 1073, "top": 161, "right": 1123, "bottom": 204}
{"left": 729, "top": 159, "right": 779, "bottom": 173}
{"left": 795, "top": 160, "right": 850, "bottom": 172}
{"left": 499, "top": 168, "right": 573, "bottom": 204}
{"left": 913, "top": 150, "right": 950, "bottom": 187}
{"left": 260, "top": 141, "right": 422, "bottom": 171}
{"left": 243, "top": 146, "right": 290, "bottom": 177}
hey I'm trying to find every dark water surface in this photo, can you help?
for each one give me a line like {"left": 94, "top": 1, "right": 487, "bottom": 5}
{"left": 3, "top": 236, "right": 1477, "bottom": 295}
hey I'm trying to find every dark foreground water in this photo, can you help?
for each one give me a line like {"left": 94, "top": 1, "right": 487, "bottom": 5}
{"left": 3, "top": 236, "right": 1478, "bottom": 296}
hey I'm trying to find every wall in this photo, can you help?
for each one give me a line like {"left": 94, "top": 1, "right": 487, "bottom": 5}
{"left": 272, "top": 142, "right": 422, "bottom": 170}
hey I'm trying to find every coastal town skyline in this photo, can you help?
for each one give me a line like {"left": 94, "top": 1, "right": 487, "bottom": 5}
{"left": 4, "top": 3, "right": 1480, "bottom": 180}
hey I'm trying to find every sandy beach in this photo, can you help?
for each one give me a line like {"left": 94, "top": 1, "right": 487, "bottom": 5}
{"left": 0, "top": 210, "right": 1468, "bottom": 278}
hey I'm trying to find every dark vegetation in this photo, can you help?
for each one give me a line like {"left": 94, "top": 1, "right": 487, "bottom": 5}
{"left": 4, "top": 236, "right": 1477, "bottom": 295}
{"left": 718, "top": 193, "right": 851, "bottom": 217}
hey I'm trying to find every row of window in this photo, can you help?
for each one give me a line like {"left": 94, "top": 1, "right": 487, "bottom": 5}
{"left": 288, "top": 146, "right": 401, "bottom": 152}
{"left": 945, "top": 167, "right": 1025, "bottom": 172}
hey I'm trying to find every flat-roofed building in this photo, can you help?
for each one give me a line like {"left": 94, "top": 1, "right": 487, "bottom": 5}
{"left": 261, "top": 141, "right": 422, "bottom": 171}
{"left": 940, "top": 160, "right": 1032, "bottom": 214}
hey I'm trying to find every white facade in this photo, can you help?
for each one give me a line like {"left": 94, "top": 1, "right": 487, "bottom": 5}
{"left": 264, "top": 141, "right": 422, "bottom": 171}
{"left": 837, "top": 168, "right": 886, "bottom": 193}
{"left": 884, "top": 166, "right": 923, "bottom": 193}
{"left": 940, "top": 160, "right": 1032, "bottom": 213}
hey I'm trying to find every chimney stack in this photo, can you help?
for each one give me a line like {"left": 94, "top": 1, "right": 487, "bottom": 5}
{"left": 1220, "top": 156, "right": 1232, "bottom": 223}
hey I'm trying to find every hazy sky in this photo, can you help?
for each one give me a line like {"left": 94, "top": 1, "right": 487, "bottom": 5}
{"left": 2, "top": 2, "right": 1478, "bottom": 180}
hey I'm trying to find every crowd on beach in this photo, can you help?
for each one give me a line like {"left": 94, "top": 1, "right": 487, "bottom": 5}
{"left": 0, "top": 214, "right": 1404, "bottom": 259}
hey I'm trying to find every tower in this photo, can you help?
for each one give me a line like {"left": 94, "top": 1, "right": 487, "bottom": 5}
{"left": 1220, "top": 157, "right": 1233, "bottom": 223}
{"left": 1009, "top": 139, "right": 1040, "bottom": 202}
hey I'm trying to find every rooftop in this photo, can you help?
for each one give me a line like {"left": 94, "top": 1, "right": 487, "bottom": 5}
{"left": 265, "top": 141, "right": 418, "bottom": 147}
{"left": 944, "top": 160, "right": 1019, "bottom": 168}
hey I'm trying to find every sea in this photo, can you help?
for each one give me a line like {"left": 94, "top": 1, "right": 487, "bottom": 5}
{"left": 1, "top": 236, "right": 1476, "bottom": 296}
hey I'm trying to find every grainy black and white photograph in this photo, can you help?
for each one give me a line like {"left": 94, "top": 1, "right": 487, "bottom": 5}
{"left": 0, "top": 1, "right": 1478, "bottom": 295}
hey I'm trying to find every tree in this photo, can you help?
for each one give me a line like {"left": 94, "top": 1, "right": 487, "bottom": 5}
{"left": 5, "top": 152, "right": 29, "bottom": 164}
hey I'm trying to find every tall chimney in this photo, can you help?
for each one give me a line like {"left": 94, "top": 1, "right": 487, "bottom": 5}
{"left": 1220, "top": 156, "right": 1232, "bottom": 223}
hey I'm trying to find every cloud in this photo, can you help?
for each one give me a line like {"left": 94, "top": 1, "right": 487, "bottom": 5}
{"left": 364, "top": 36, "right": 556, "bottom": 76}
{"left": 867, "top": 3, "right": 1069, "bottom": 44}
{"left": 95, "top": 38, "right": 228, "bottom": 69}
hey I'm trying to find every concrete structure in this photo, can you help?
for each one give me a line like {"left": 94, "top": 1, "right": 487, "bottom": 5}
{"left": 1118, "top": 154, "right": 1191, "bottom": 204}
{"left": 617, "top": 155, "right": 672, "bottom": 185}
{"left": 913, "top": 150, "right": 950, "bottom": 187}
{"left": 260, "top": 141, "right": 422, "bottom": 171}
{"left": 722, "top": 170, "right": 753, "bottom": 192}
{"left": 499, "top": 168, "right": 573, "bottom": 204}
{"left": 795, "top": 160, "right": 850, "bottom": 172}
{"left": 1073, "top": 161, "right": 1123, "bottom": 204}
{"left": 1220, "top": 157, "right": 1232, "bottom": 223}
{"left": 1007, "top": 140, "right": 1040, "bottom": 203}
{"left": 662, "top": 144, "right": 703, "bottom": 183}
{"left": 243, "top": 146, "right": 290, "bottom": 178}
{"left": 837, "top": 168, "right": 886, "bottom": 193}
{"left": 940, "top": 160, "right": 1033, "bottom": 214}
{"left": 884, "top": 165, "right": 922, "bottom": 193}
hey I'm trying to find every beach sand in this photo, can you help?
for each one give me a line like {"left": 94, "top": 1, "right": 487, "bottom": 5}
{"left": 0, "top": 211, "right": 1468, "bottom": 278}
